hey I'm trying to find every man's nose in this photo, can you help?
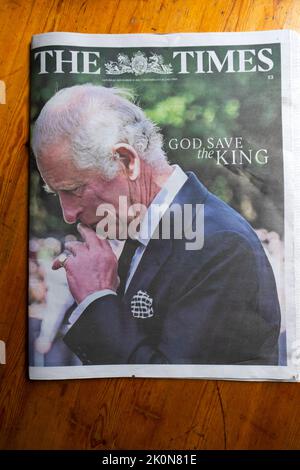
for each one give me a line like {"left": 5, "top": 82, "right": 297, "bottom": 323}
{"left": 59, "top": 193, "right": 80, "bottom": 224}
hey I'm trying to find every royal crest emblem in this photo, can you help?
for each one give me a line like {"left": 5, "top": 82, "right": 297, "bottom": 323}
{"left": 131, "top": 290, "right": 154, "bottom": 319}
{"left": 105, "top": 51, "right": 173, "bottom": 76}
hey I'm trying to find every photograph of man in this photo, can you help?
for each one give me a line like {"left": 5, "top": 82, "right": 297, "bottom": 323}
{"left": 31, "top": 84, "right": 281, "bottom": 366}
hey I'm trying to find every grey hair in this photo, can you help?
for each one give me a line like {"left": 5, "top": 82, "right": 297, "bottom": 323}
{"left": 31, "top": 84, "right": 167, "bottom": 179}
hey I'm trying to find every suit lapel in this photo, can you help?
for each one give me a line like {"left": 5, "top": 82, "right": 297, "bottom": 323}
{"left": 124, "top": 172, "right": 208, "bottom": 300}
{"left": 124, "top": 237, "right": 173, "bottom": 300}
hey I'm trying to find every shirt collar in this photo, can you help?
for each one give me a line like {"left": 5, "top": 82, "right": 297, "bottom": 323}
{"left": 138, "top": 165, "right": 188, "bottom": 246}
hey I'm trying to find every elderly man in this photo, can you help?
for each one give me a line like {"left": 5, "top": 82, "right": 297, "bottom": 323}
{"left": 31, "top": 84, "right": 281, "bottom": 365}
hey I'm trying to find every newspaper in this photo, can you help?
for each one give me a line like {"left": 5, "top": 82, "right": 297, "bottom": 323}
{"left": 29, "top": 30, "right": 300, "bottom": 381}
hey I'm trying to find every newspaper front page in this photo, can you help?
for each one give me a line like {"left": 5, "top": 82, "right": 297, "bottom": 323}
{"left": 29, "top": 30, "right": 300, "bottom": 381}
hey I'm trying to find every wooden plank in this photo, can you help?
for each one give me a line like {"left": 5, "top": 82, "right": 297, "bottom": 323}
{"left": 0, "top": 0, "right": 299, "bottom": 450}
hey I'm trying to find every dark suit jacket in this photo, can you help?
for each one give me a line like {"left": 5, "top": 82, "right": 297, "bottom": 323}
{"left": 64, "top": 173, "right": 281, "bottom": 365}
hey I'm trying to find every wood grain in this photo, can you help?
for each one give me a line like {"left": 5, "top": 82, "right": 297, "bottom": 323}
{"left": 0, "top": 0, "right": 300, "bottom": 450}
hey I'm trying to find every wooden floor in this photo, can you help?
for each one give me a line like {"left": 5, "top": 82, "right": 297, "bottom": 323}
{"left": 0, "top": 0, "right": 300, "bottom": 450}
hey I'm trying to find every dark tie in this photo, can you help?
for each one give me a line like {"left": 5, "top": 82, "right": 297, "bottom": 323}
{"left": 117, "top": 238, "right": 140, "bottom": 295}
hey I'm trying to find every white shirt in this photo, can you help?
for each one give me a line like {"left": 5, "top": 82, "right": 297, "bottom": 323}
{"left": 68, "top": 165, "right": 188, "bottom": 325}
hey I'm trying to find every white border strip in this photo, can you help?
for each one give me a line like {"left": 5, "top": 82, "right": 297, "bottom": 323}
{"left": 31, "top": 30, "right": 287, "bottom": 49}
{"left": 280, "top": 32, "right": 298, "bottom": 376}
{"left": 30, "top": 364, "right": 297, "bottom": 381}
{"left": 291, "top": 31, "right": 300, "bottom": 368}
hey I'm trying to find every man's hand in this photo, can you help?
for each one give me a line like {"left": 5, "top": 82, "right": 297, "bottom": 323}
{"left": 52, "top": 224, "right": 119, "bottom": 304}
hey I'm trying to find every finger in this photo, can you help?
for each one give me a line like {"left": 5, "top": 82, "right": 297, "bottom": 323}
{"left": 52, "top": 254, "right": 72, "bottom": 270}
{"left": 77, "top": 223, "right": 100, "bottom": 249}
{"left": 64, "top": 241, "right": 86, "bottom": 256}
{"left": 52, "top": 257, "right": 63, "bottom": 270}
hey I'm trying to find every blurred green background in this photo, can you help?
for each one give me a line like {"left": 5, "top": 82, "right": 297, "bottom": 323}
{"left": 30, "top": 44, "right": 283, "bottom": 239}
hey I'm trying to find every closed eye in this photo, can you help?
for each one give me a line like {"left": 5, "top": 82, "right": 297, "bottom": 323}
{"left": 72, "top": 186, "right": 85, "bottom": 196}
{"left": 61, "top": 185, "right": 85, "bottom": 197}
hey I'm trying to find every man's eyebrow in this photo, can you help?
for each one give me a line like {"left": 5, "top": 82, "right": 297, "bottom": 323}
{"left": 43, "top": 183, "right": 82, "bottom": 193}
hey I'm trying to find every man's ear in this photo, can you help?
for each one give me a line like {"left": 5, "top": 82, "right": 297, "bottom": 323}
{"left": 113, "top": 143, "right": 140, "bottom": 181}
